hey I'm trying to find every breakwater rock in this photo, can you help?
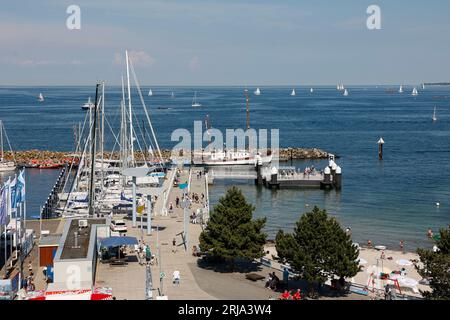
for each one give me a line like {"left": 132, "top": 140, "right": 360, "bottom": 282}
{"left": 5, "top": 147, "right": 335, "bottom": 168}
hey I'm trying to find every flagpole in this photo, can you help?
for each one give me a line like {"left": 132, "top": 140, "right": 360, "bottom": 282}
{"left": 3, "top": 224, "right": 6, "bottom": 277}
{"left": 8, "top": 177, "right": 12, "bottom": 266}
{"left": 23, "top": 169, "right": 27, "bottom": 231}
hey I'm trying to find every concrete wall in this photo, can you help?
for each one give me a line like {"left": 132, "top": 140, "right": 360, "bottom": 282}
{"left": 53, "top": 259, "right": 94, "bottom": 289}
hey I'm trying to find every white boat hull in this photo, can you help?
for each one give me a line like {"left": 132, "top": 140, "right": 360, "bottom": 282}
{"left": 0, "top": 162, "right": 16, "bottom": 172}
{"left": 203, "top": 155, "right": 272, "bottom": 166}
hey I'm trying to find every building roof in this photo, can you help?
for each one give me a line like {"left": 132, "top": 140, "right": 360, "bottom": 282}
{"left": 39, "top": 234, "right": 62, "bottom": 247}
{"left": 59, "top": 218, "right": 106, "bottom": 260}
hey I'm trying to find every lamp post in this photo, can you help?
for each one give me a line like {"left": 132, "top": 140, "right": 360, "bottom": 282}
{"left": 123, "top": 167, "right": 150, "bottom": 228}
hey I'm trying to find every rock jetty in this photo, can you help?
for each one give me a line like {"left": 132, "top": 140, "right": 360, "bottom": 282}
{"left": 4, "top": 147, "right": 335, "bottom": 168}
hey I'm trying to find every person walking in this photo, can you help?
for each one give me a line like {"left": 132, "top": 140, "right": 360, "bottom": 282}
{"left": 399, "top": 240, "right": 405, "bottom": 253}
{"left": 173, "top": 270, "right": 180, "bottom": 285}
{"left": 172, "top": 238, "right": 177, "bottom": 253}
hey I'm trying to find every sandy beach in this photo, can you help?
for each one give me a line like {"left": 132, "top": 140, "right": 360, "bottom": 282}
{"left": 263, "top": 243, "right": 429, "bottom": 299}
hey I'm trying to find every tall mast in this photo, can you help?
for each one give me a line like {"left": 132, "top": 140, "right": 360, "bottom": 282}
{"left": 0, "top": 120, "right": 3, "bottom": 161}
{"left": 101, "top": 82, "right": 105, "bottom": 190}
{"left": 244, "top": 89, "right": 250, "bottom": 130}
{"left": 121, "top": 76, "right": 127, "bottom": 188}
{"left": 244, "top": 89, "right": 250, "bottom": 151}
{"left": 88, "top": 84, "right": 100, "bottom": 217}
{"left": 125, "top": 50, "right": 134, "bottom": 165}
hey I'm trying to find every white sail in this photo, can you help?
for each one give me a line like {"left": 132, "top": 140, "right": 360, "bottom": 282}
{"left": 192, "top": 91, "right": 202, "bottom": 107}
{"left": 343, "top": 89, "right": 349, "bottom": 96}
{"left": 148, "top": 89, "right": 153, "bottom": 96}
{"left": 399, "top": 85, "right": 403, "bottom": 93}
{"left": 0, "top": 120, "right": 17, "bottom": 172}
{"left": 310, "top": 88, "right": 314, "bottom": 93}
{"left": 412, "top": 87, "right": 418, "bottom": 96}
{"left": 432, "top": 106, "right": 437, "bottom": 122}
{"left": 254, "top": 87, "right": 261, "bottom": 96}
{"left": 290, "top": 89, "right": 296, "bottom": 96}
{"left": 422, "top": 83, "right": 425, "bottom": 90}
{"left": 171, "top": 91, "right": 175, "bottom": 98}
{"left": 38, "top": 93, "right": 44, "bottom": 102}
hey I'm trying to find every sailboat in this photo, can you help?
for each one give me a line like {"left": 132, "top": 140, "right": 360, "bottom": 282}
{"left": 343, "top": 89, "right": 349, "bottom": 96}
{"left": 171, "top": 91, "right": 175, "bottom": 98}
{"left": 0, "top": 120, "right": 16, "bottom": 172}
{"left": 81, "top": 97, "right": 95, "bottom": 110}
{"left": 290, "top": 89, "right": 296, "bottom": 96}
{"left": 399, "top": 85, "right": 403, "bottom": 93}
{"left": 412, "top": 87, "right": 418, "bottom": 96}
{"left": 432, "top": 107, "right": 437, "bottom": 122}
{"left": 422, "top": 83, "right": 426, "bottom": 90}
{"left": 38, "top": 93, "right": 44, "bottom": 102}
{"left": 148, "top": 89, "right": 153, "bottom": 96}
{"left": 192, "top": 91, "right": 202, "bottom": 107}
{"left": 310, "top": 88, "right": 314, "bottom": 93}
{"left": 254, "top": 87, "right": 261, "bottom": 96}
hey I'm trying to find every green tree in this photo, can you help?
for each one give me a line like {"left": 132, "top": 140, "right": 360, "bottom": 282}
{"left": 199, "top": 186, "right": 267, "bottom": 270}
{"left": 276, "top": 206, "right": 360, "bottom": 296}
{"left": 416, "top": 227, "right": 450, "bottom": 300}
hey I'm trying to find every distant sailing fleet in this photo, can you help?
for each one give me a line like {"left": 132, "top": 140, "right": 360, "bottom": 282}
{"left": 35, "top": 82, "right": 438, "bottom": 122}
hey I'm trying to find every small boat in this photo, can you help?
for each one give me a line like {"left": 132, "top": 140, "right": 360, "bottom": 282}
{"left": 0, "top": 120, "right": 16, "bottom": 172}
{"left": 171, "top": 91, "right": 175, "bottom": 98}
{"left": 310, "top": 88, "right": 314, "bottom": 93}
{"left": 290, "top": 89, "right": 296, "bottom": 96}
{"left": 38, "top": 93, "right": 44, "bottom": 102}
{"left": 412, "top": 87, "right": 418, "bottom": 96}
{"left": 343, "top": 89, "right": 349, "bottom": 96}
{"left": 192, "top": 91, "right": 202, "bottom": 107}
{"left": 254, "top": 87, "right": 261, "bottom": 96}
{"left": 432, "top": 106, "right": 437, "bottom": 122}
{"left": 399, "top": 85, "right": 403, "bottom": 93}
{"left": 148, "top": 89, "right": 153, "bottom": 96}
{"left": 39, "top": 162, "right": 62, "bottom": 169}
{"left": 81, "top": 97, "right": 95, "bottom": 110}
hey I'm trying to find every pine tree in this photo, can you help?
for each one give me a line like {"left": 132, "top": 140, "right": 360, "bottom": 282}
{"left": 276, "top": 206, "right": 359, "bottom": 296}
{"left": 416, "top": 227, "right": 450, "bottom": 300}
{"left": 199, "top": 186, "right": 267, "bottom": 270}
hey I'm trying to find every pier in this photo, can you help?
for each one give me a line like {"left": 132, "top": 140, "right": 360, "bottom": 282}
{"left": 207, "top": 155, "right": 342, "bottom": 190}
{"left": 40, "top": 165, "right": 70, "bottom": 219}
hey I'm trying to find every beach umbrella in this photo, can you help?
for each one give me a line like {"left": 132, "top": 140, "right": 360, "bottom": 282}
{"left": 398, "top": 277, "right": 418, "bottom": 287}
{"left": 396, "top": 259, "right": 413, "bottom": 266}
{"left": 100, "top": 236, "right": 138, "bottom": 247}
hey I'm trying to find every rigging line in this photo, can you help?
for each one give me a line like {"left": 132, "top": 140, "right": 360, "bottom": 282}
{"left": 131, "top": 109, "right": 151, "bottom": 164}
{"left": 60, "top": 108, "right": 90, "bottom": 197}
{"left": 128, "top": 59, "right": 164, "bottom": 165}
{"left": 3, "top": 124, "right": 16, "bottom": 163}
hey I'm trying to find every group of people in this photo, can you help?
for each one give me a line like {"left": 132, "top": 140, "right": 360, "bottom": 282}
{"left": 137, "top": 240, "right": 157, "bottom": 266}
{"left": 279, "top": 289, "right": 302, "bottom": 300}
{"left": 190, "top": 211, "right": 200, "bottom": 224}
{"left": 265, "top": 272, "right": 280, "bottom": 290}
{"left": 21, "top": 262, "right": 36, "bottom": 292}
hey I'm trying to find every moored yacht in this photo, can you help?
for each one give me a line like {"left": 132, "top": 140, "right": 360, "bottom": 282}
{"left": 81, "top": 97, "right": 95, "bottom": 110}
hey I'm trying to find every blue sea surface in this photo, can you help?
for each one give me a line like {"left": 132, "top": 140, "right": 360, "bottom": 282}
{"left": 0, "top": 85, "right": 449, "bottom": 249}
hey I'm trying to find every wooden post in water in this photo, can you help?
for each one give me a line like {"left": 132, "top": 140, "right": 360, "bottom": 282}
{"left": 378, "top": 138, "right": 384, "bottom": 160}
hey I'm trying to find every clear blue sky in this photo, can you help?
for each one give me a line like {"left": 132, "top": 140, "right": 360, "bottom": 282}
{"left": 1, "top": 0, "right": 450, "bottom": 85}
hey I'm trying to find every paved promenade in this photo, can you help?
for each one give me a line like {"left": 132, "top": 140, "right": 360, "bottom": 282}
{"left": 95, "top": 167, "right": 214, "bottom": 300}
